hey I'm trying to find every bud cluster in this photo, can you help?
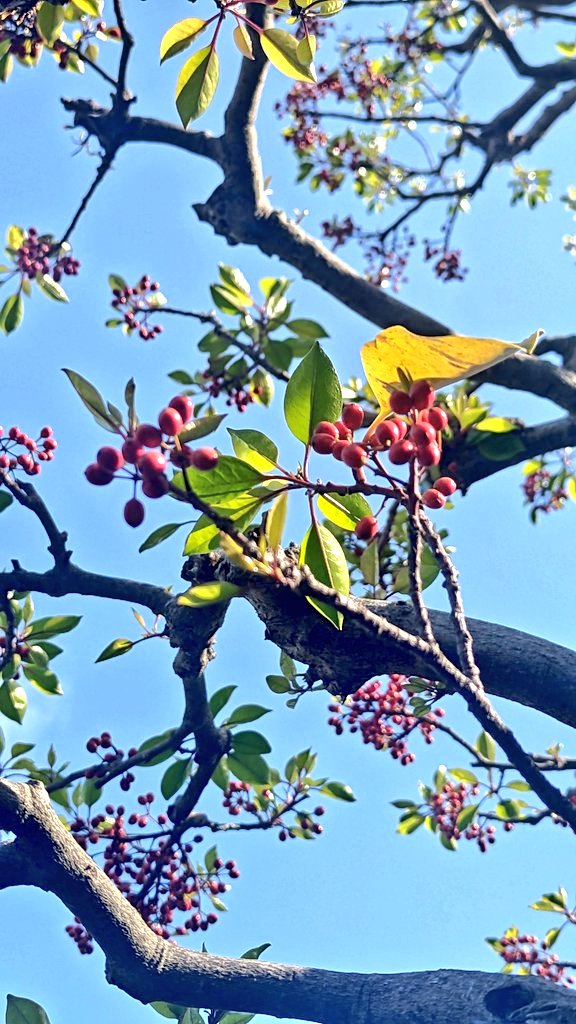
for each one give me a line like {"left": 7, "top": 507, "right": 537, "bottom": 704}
{"left": 0, "top": 423, "right": 56, "bottom": 479}
{"left": 428, "top": 780, "right": 499, "bottom": 851}
{"left": 495, "top": 933, "right": 575, "bottom": 985}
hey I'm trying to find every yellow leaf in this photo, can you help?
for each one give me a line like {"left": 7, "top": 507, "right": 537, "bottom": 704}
{"left": 160, "top": 18, "right": 207, "bottom": 63}
{"left": 361, "top": 325, "right": 544, "bottom": 432}
{"left": 260, "top": 28, "right": 317, "bottom": 83}
{"left": 233, "top": 23, "right": 254, "bottom": 60}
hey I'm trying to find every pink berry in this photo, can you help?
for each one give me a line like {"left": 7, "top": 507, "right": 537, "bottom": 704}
{"left": 409, "top": 380, "right": 436, "bottom": 411}
{"left": 374, "top": 420, "right": 400, "bottom": 446}
{"left": 85, "top": 463, "right": 114, "bottom": 486}
{"left": 334, "top": 420, "right": 351, "bottom": 440}
{"left": 122, "top": 438, "right": 145, "bottom": 464}
{"left": 190, "top": 447, "right": 219, "bottom": 471}
{"left": 435, "top": 476, "right": 457, "bottom": 497}
{"left": 158, "top": 407, "right": 183, "bottom": 436}
{"left": 332, "top": 439, "right": 350, "bottom": 461}
{"left": 136, "top": 423, "right": 163, "bottom": 448}
{"left": 341, "top": 403, "right": 364, "bottom": 432}
{"left": 312, "top": 433, "right": 337, "bottom": 455}
{"left": 341, "top": 443, "right": 367, "bottom": 469}
{"left": 313, "top": 420, "right": 339, "bottom": 439}
{"left": 169, "top": 395, "right": 194, "bottom": 423}
{"left": 124, "top": 498, "right": 145, "bottom": 527}
{"left": 409, "top": 422, "right": 437, "bottom": 446}
{"left": 388, "top": 439, "right": 415, "bottom": 465}
{"left": 141, "top": 474, "right": 169, "bottom": 498}
{"left": 389, "top": 390, "right": 413, "bottom": 415}
{"left": 138, "top": 451, "right": 167, "bottom": 477}
{"left": 416, "top": 442, "right": 441, "bottom": 467}
{"left": 421, "top": 488, "right": 446, "bottom": 509}
{"left": 96, "top": 446, "right": 124, "bottom": 472}
{"left": 426, "top": 407, "right": 449, "bottom": 431}
{"left": 355, "top": 515, "right": 378, "bottom": 541}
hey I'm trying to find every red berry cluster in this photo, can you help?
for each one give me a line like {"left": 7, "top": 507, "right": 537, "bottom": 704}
{"left": 84, "top": 731, "right": 138, "bottom": 791}
{"left": 523, "top": 467, "right": 568, "bottom": 516}
{"left": 222, "top": 779, "right": 258, "bottom": 815}
{"left": 0, "top": 423, "right": 56, "bottom": 478}
{"left": 278, "top": 806, "right": 325, "bottom": 842}
{"left": 12, "top": 228, "right": 80, "bottom": 282}
{"left": 328, "top": 675, "right": 443, "bottom": 764}
{"left": 110, "top": 275, "right": 164, "bottom": 340}
{"left": 424, "top": 242, "right": 467, "bottom": 282}
{"left": 201, "top": 368, "right": 264, "bottom": 413}
{"left": 83, "top": 394, "right": 219, "bottom": 527}
{"left": 67, "top": 799, "right": 240, "bottom": 950}
{"left": 495, "top": 934, "right": 575, "bottom": 985}
{"left": 428, "top": 780, "right": 499, "bottom": 851}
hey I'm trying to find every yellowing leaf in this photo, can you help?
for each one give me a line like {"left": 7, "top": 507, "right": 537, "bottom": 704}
{"left": 160, "top": 18, "right": 207, "bottom": 63}
{"left": 265, "top": 491, "right": 288, "bottom": 550}
{"left": 361, "top": 325, "right": 544, "bottom": 431}
{"left": 176, "top": 45, "right": 219, "bottom": 127}
{"left": 260, "top": 28, "right": 317, "bottom": 83}
{"left": 233, "top": 23, "right": 254, "bottom": 60}
{"left": 178, "top": 582, "right": 242, "bottom": 607}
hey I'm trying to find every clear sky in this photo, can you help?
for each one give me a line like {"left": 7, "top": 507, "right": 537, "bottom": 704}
{"left": 1, "top": 3, "right": 576, "bottom": 1022}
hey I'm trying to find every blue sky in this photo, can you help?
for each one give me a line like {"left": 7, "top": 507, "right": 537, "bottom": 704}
{"left": 1, "top": 2, "right": 576, "bottom": 1021}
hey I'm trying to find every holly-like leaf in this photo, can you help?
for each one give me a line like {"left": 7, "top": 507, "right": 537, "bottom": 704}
{"left": 299, "top": 522, "right": 349, "bottom": 628}
{"left": 63, "top": 369, "right": 122, "bottom": 433}
{"left": 178, "top": 581, "right": 243, "bottom": 607}
{"left": 284, "top": 342, "right": 342, "bottom": 443}
{"left": 0, "top": 293, "right": 24, "bottom": 335}
{"left": 260, "top": 28, "right": 317, "bottom": 83}
{"left": 160, "top": 18, "right": 208, "bottom": 63}
{"left": 95, "top": 638, "right": 134, "bottom": 663}
{"left": 6, "top": 995, "right": 52, "bottom": 1024}
{"left": 175, "top": 45, "right": 219, "bottom": 127}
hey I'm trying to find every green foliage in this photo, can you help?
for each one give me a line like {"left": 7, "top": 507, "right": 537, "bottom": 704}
{"left": 284, "top": 342, "right": 342, "bottom": 443}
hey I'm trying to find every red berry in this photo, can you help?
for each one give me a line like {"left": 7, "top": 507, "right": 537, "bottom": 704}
{"left": 158, "top": 407, "right": 183, "bottom": 436}
{"left": 355, "top": 515, "right": 378, "bottom": 541}
{"left": 138, "top": 451, "right": 167, "bottom": 477}
{"left": 391, "top": 417, "right": 408, "bottom": 440}
{"left": 312, "top": 433, "right": 337, "bottom": 455}
{"left": 421, "top": 488, "right": 446, "bottom": 510}
{"left": 426, "top": 407, "right": 449, "bottom": 431}
{"left": 313, "top": 420, "right": 339, "bottom": 439}
{"left": 135, "top": 423, "right": 163, "bottom": 448}
{"left": 435, "top": 476, "right": 457, "bottom": 497}
{"left": 122, "top": 438, "right": 145, "bottom": 464}
{"left": 389, "top": 390, "right": 413, "bottom": 415}
{"left": 332, "top": 439, "right": 350, "bottom": 461}
{"left": 42, "top": 437, "right": 57, "bottom": 451}
{"left": 169, "top": 395, "right": 194, "bottom": 423}
{"left": 190, "top": 447, "right": 219, "bottom": 471}
{"left": 341, "top": 403, "right": 364, "bottom": 432}
{"left": 374, "top": 420, "right": 400, "bottom": 446}
{"left": 388, "top": 439, "right": 415, "bottom": 465}
{"left": 409, "top": 422, "right": 437, "bottom": 446}
{"left": 416, "top": 442, "right": 441, "bottom": 467}
{"left": 342, "top": 443, "right": 367, "bottom": 469}
{"left": 40, "top": 426, "right": 52, "bottom": 438}
{"left": 141, "top": 474, "right": 169, "bottom": 498}
{"left": 85, "top": 463, "right": 114, "bottom": 485}
{"left": 124, "top": 498, "right": 145, "bottom": 527}
{"left": 409, "top": 380, "right": 436, "bottom": 411}
{"left": 334, "top": 420, "right": 351, "bottom": 440}
{"left": 96, "top": 446, "right": 124, "bottom": 472}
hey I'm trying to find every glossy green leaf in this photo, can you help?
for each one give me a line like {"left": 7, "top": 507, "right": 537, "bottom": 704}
{"left": 476, "top": 730, "right": 496, "bottom": 761}
{"left": 260, "top": 28, "right": 317, "bottom": 83}
{"left": 209, "top": 684, "right": 237, "bottom": 717}
{"left": 241, "top": 943, "right": 271, "bottom": 960}
{"left": 160, "top": 19, "right": 208, "bottom": 63}
{"left": 476, "top": 432, "right": 525, "bottom": 462}
{"left": 149, "top": 1002, "right": 187, "bottom": 1020}
{"left": 161, "top": 757, "right": 191, "bottom": 799}
{"left": 396, "top": 813, "right": 425, "bottom": 835}
{"left": 225, "top": 704, "right": 270, "bottom": 726}
{"left": 219, "top": 264, "right": 252, "bottom": 295}
{"left": 0, "top": 492, "right": 13, "bottom": 514}
{"left": 63, "top": 369, "right": 121, "bottom": 433}
{"left": 495, "top": 799, "right": 524, "bottom": 821}
{"left": 6, "top": 995, "right": 52, "bottom": 1024}
{"left": 299, "top": 521, "right": 349, "bottom": 628}
{"left": 228, "top": 428, "right": 278, "bottom": 471}
{"left": 227, "top": 751, "right": 271, "bottom": 785}
{"left": 284, "top": 342, "right": 342, "bottom": 443}
{"left": 138, "top": 730, "right": 177, "bottom": 767}
{"left": 449, "top": 768, "right": 479, "bottom": 784}
{"left": 73, "top": 0, "right": 102, "bottom": 14}
{"left": 0, "top": 293, "right": 24, "bottom": 335}
{"left": 266, "top": 674, "right": 291, "bottom": 694}
{"left": 317, "top": 491, "right": 371, "bottom": 530}
{"left": 210, "top": 283, "right": 252, "bottom": 313}
{"left": 393, "top": 546, "right": 440, "bottom": 595}
{"left": 25, "top": 615, "right": 81, "bottom": 641}
{"left": 182, "top": 501, "right": 261, "bottom": 555}
{"left": 360, "top": 538, "right": 379, "bottom": 587}
{"left": 175, "top": 456, "right": 264, "bottom": 506}
{"left": 36, "top": 274, "right": 68, "bottom": 302}
{"left": 0, "top": 680, "right": 27, "bottom": 723}
{"left": 22, "top": 665, "right": 63, "bottom": 694}
{"left": 95, "top": 638, "right": 133, "bottom": 663}
{"left": 231, "top": 730, "right": 272, "bottom": 755}
{"left": 139, "top": 522, "right": 185, "bottom": 553}
{"left": 36, "top": 2, "right": 65, "bottom": 44}
{"left": 321, "top": 780, "right": 355, "bottom": 802}
{"left": 108, "top": 273, "right": 127, "bottom": 291}
{"left": 176, "top": 45, "right": 219, "bottom": 127}
{"left": 179, "top": 413, "right": 226, "bottom": 443}
{"left": 456, "top": 804, "right": 478, "bottom": 830}
{"left": 178, "top": 581, "right": 242, "bottom": 607}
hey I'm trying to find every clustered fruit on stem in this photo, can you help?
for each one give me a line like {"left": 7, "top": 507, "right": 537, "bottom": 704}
{"left": 11, "top": 227, "right": 80, "bottom": 282}
{"left": 0, "top": 423, "right": 56, "bottom": 478}
{"left": 83, "top": 394, "right": 219, "bottom": 527}
{"left": 110, "top": 275, "right": 164, "bottom": 341}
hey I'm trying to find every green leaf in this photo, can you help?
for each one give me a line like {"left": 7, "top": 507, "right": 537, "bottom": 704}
{"left": 227, "top": 752, "right": 271, "bottom": 785}
{"left": 476, "top": 731, "right": 496, "bottom": 761}
{"left": 6, "top": 995, "right": 52, "bottom": 1024}
{"left": 530, "top": 897, "right": 566, "bottom": 913}
{"left": 360, "top": 538, "right": 379, "bottom": 587}
{"left": 149, "top": 1002, "right": 187, "bottom": 1020}
{"left": 284, "top": 342, "right": 342, "bottom": 443}
{"left": 231, "top": 731, "right": 272, "bottom": 755}
{"left": 138, "top": 730, "right": 177, "bottom": 766}
{"left": 280, "top": 650, "right": 296, "bottom": 680}
{"left": 228, "top": 429, "right": 278, "bottom": 472}
{"left": 36, "top": 1, "right": 65, "bottom": 44}
{"left": 506, "top": 779, "right": 532, "bottom": 792}
{"left": 393, "top": 546, "right": 440, "bottom": 594}
{"left": 219, "top": 264, "right": 252, "bottom": 295}
{"left": 456, "top": 804, "right": 478, "bottom": 830}
{"left": 218, "top": 1016, "right": 256, "bottom": 1024}
{"left": 266, "top": 674, "right": 291, "bottom": 694}
{"left": 63, "top": 369, "right": 121, "bottom": 434}
{"left": 6, "top": 225, "right": 25, "bottom": 250}
{"left": 0, "top": 293, "right": 24, "bottom": 335}
{"left": 0, "top": 491, "right": 13, "bottom": 514}
{"left": 36, "top": 274, "right": 69, "bottom": 302}
{"left": 11, "top": 742, "right": 34, "bottom": 757}
{"left": 396, "top": 813, "right": 425, "bottom": 835}
{"left": 176, "top": 45, "right": 219, "bottom": 127}
{"left": 178, "top": 582, "right": 242, "bottom": 607}
{"left": 160, "top": 18, "right": 208, "bottom": 63}
{"left": 318, "top": 491, "right": 371, "bottom": 531}
{"left": 225, "top": 704, "right": 270, "bottom": 726}
{"left": 25, "top": 615, "right": 81, "bottom": 642}
{"left": 210, "top": 283, "right": 252, "bottom": 314}
{"left": 543, "top": 927, "right": 561, "bottom": 949}
{"left": 449, "top": 768, "right": 479, "bottom": 784}
{"left": 182, "top": 502, "right": 260, "bottom": 555}
{"left": 211, "top": 758, "right": 230, "bottom": 790}
{"left": 179, "top": 413, "right": 226, "bottom": 443}
{"left": 95, "top": 638, "right": 133, "bottom": 663}
{"left": 22, "top": 665, "right": 63, "bottom": 695}
{"left": 495, "top": 799, "right": 524, "bottom": 821}
{"left": 299, "top": 521, "right": 349, "bottom": 628}
{"left": 161, "top": 757, "right": 191, "bottom": 799}
{"left": 0, "top": 680, "right": 27, "bottom": 723}
{"left": 139, "top": 522, "right": 185, "bottom": 553}
{"left": 209, "top": 685, "right": 237, "bottom": 717}
{"left": 302, "top": 0, "right": 344, "bottom": 14}
{"left": 321, "top": 780, "right": 355, "bottom": 802}
{"left": 241, "top": 943, "right": 271, "bottom": 960}
{"left": 174, "top": 456, "right": 264, "bottom": 507}
{"left": 265, "top": 491, "right": 288, "bottom": 550}
{"left": 474, "top": 416, "right": 518, "bottom": 434}
{"left": 476, "top": 432, "right": 525, "bottom": 462}
{"left": 260, "top": 28, "right": 317, "bottom": 83}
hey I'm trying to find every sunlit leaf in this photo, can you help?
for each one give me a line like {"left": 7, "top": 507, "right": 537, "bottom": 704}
{"left": 228, "top": 428, "right": 278, "bottom": 471}
{"left": 299, "top": 522, "right": 349, "bottom": 628}
{"left": 95, "top": 638, "right": 134, "bottom": 663}
{"left": 284, "top": 342, "right": 342, "bottom": 443}
{"left": 233, "top": 24, "right": 254, "bottom": 60}
{"left": 63, "top": 369, "right": 121, "bottom": 433}
{"left": 160, "top": 19, "right": 207, "bottom": 63}
{"left": 0, "top": 293, "right": 24, "bottom": 335}
{"left": 176, "top": 45, "right": 220, "bottom": 127}
{"left": 178, "top": 581, "right": 242, "bottom": 607}
{"left": 260, "top": 28, "right": 317, "bottom": 83}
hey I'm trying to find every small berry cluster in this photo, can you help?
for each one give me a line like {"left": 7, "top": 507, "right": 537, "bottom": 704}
{"left": 222, "top": 780, "right": 326, "bottom": 841}
{"left": 278, "top": 807, "right": 325, "bottom": 842}
{"left": 84, "top": 731, "right": 138, "bottom": 791}
{"left": 222, "top": 779, "right": 258, "bottom": 815}
{"left": 201, "top": 368, "right": 264, "bottom": 412}
{"left": 495, "top": 934, "right": 575, "bottom": 985}
{"left": 12, "top": 227, "right": 80, "bottom": 282}
{"left": 0, "top": 424, "right": 57, "bottom": 478}
{"left": 523, "top": 466, "right": 568, "bottom": 517}
{"left": 83, "top": 394, "right": 219, "bottom": 527}
{"left": 328, "top": 675, "right": 443, "bottom": 764}
{"left": 67, "top": 798, "right": 240, "bottom": 950}
{"left": 110, "top": 275, "right": 164, "bottom": 340}
{"left": 424, "top": 242, "right": 467, "bottom": 282}
{"left": 428, "top": 780, "right": 498, "bottom": 851}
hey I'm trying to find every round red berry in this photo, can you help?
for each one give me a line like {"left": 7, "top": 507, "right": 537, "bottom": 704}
{"left": 388, "top": 439, "right": 415, "bottom": 465}
{"left": 122, "top": 438, "right": 145, "bottom": 464}
{"left": 409, "top": 380, "right": 436, "bottom": 411}
{"left": 435, "top": 476, "right": 457, "bottom": 497}
{"left": 416, "top": 442, "right": 441, "bottom": 467}
{"left": 135, "top": 423, "right": 163, "bottom": 448}
{"left": 138, "top": 451, "right": 167, "bottom": 477}
{"left": 426, "top": 407, "right": 449, "bottom": 431}
{"left": 313, "top": 420, "right": 339, "bottom": 439}
{"left": 190, "top": 447, "right": 219, "bottom": 471}
{"left": 169, "top": 395, "right": 194, "bottom": 423}
{"left": 96, "top": 446, "right": 124, "bottom": 472}
{"left": 374, "top": 420, "right": 400, "bottom": 446}
{"left": 341, "top": 403, "right": 364, "bottom": 432}
{"left": 124, "top": 498, "right": 145, "bottom": 527}
{"left": 341, "top": 443, "right": 367, "bottom": 469}
{"left": 158, "top": 407, "right": 183, "bottom": 436}
{"left": 389, "top": 390, "right": 413, "bottom": 415}
{"left": 142, "top": 474, "right": 169, "bottom": 498}
{"left": 421, "top": 488, "right": 446, "bottom": 509}
{"left": 332, "top": 439, "right": 350, "bottom": 461}
{"left": 355, "top": 515, "right": 378, "bottom": 541}
{"left": 334, "top": 420, "right": 351, "bottom": 440}
{"left": 409, "top": 422, "right": 437, "bottom": 446}
{"left": 85, "top": 463, "right": 114, "bottom": 486}
{"left": 312, "top": 433, "right": 336, "bottom": 455}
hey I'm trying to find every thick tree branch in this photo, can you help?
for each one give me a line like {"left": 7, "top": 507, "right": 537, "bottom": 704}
{"left": 1, "top": 779, "right": 576, "bottom": 1023}
{"left": 450, "top": 415, "right": 576, "bottom": 489}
